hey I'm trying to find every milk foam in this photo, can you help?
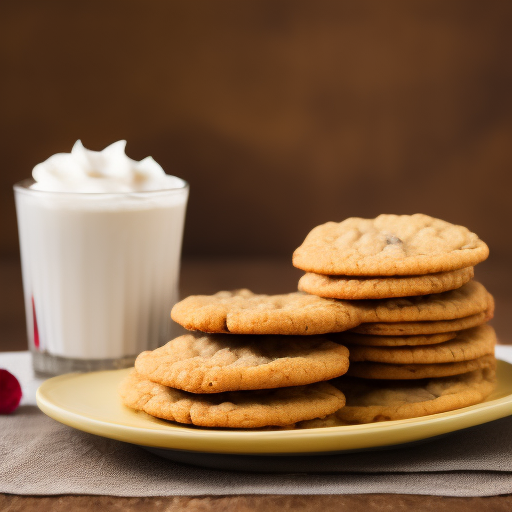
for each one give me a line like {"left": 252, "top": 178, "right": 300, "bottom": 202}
{"left": 31, "top": 140, "right": 173, "bottom": 193}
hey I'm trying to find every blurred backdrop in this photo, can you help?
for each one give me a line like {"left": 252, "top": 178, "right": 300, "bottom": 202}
{"left": 1, "top": 0, "right": 512, "bottom": 348}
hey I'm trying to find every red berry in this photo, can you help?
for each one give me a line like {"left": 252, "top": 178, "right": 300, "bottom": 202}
{"left": 0, "top": 369, "right": 22, "bottom": 414}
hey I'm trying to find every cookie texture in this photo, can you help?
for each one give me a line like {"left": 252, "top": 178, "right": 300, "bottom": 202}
{"left": 298, "top": 267, "right": 474, "bottom": 300}
{"left": 346, "top": 354, "right": 496, "bottom": 380}
{"left": 119, "top": 370, "right": 346, "bottom": 428}
{"left": 135, "top": 333, "right": 350, "bottom": 393}
{"left": 357, "top": 281, "right": 490, "bottom": 323}
{"left": 333, "top": 331, "right": 458, "bottom": 347}
{"left": 351, "top": 303, "right": 493, "bottom": 336}
{"left": 297, "top": 368, "right": 496, "bottom": 426}
{"left": 171, "top": 289, "right": 363, "bottom": 335}
{"left": 346, "top": 325, "right": 496, "bottom": 364}
{"left": 293, "top": 214, "right": 489, "bottom": 276}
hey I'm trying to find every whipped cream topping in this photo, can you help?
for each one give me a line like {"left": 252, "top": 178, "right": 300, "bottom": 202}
{"left": 31, "top": 140, "right": 173, "bottom": 193}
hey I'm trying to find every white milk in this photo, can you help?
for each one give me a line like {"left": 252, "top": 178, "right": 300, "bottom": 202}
{"left": 14, "top": 141, "right": 188, "bottom": 366}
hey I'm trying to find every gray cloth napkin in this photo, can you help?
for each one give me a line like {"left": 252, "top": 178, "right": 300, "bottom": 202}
{"left": 1, "top": 351, "right": 512, "bottom": 497}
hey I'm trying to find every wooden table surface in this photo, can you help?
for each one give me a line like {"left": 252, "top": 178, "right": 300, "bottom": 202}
{"left": 1, "top": 258, "right": 511, "bottom": 511}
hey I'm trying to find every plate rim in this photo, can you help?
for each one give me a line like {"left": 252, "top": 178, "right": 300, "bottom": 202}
{"left": 36, "top": 360, "right": 512, "bottom": 455}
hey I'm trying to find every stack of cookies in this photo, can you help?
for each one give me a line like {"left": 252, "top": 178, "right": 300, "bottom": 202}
{"left": 120, "top": 214, "right": 497, "bottom": 429}
{"left": 119, "top": 331, "right": 353, "bottom": 428}
{"left": 293, "top": 214, "right": 497, "bottom": 425}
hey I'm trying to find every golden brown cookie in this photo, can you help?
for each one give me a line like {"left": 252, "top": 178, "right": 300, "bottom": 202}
{"left": 293, "top": 214, "right": 489, "bottom": 276}
{"left": 351, "top": 303, "right": 493, "bottom": 336}
{"left": 346, "top": 354, "right": 496, "bottom": 380}
{"left": 345, "top": 325, "right": 496, "bottom": 364}
{"left": 119, "top": 370, "right": 346, "bottom": 428}
{"left": 298, "top": 267, "right": 474, "bottom": 300}
{"left": 135, "top": 333, "right": 350, "bottom": 393}
{"left": 171, "top": 289, "right": 363, "bottom": 335}
{"left": 297, "top": 368, "right": 496, "bottom": 426}
{"left": 333, "top": 331, "right": 458, "bottom": 347}
{"left": 357, "top": 281, "right": 490, "bottom": 324}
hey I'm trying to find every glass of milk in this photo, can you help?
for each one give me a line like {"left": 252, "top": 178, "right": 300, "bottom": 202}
{"left": 14, "top": 141, "right": 189, "bottom": 377}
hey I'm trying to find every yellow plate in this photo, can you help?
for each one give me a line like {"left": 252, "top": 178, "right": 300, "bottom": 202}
{"left": 36, "top": 360, "right": 512, "bottom": 455}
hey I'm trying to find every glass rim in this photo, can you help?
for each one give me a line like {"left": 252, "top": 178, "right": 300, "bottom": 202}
{"left": 13, "top": 176, "right": 189, "bottom": 196}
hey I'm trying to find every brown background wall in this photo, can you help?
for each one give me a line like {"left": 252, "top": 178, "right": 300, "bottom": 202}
{"left": 1, "top": 0, "right": 512, "bottom": 262}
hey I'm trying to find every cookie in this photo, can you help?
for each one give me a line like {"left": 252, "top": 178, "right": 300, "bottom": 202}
{"left": 346, "top": 325, "right": 496, "bottom": 364}
{"left": 333, "top": 331, "right": 458, "bottom": 347}
{"left": 346, "top": 354, "right": 496, "bottom": 380}
{"left": 352, "top": 296, "right": 493, "bottom": 336}
{"left": 119, "top": 370, "right": 346, "bottom": 428}
{"left": 135, "top": 333, "right": 350, "bottom": 393}
{"left": 297, "top": 368, "right": 496, "bottom": 426}
{"left": 357, "top": 281, "right": 490, "bottom": 324}
{"left": 293, "top": 214, "right": 489, "bottom": 276}
{"left": 171, "top": 289, "right": 362, "bottom": 335}
{"left": 298, "top": 267, "right": 474, "bottom": 300}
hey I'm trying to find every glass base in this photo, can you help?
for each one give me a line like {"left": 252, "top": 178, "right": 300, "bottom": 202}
{"left": 31, "top": 350, "right": 136, "bottom": 378}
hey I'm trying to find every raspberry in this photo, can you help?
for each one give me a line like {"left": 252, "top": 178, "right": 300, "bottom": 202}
{"left": 0, "top": 369, "right": 22, "bottom": 414}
